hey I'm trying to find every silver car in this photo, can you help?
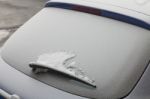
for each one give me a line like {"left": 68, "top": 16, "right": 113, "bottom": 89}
{"left": 0, "top": 0, "right": 150, "bottom": 99}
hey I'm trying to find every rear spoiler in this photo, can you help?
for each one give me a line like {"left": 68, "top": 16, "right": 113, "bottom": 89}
{"left": 45, "top": 0, "right": 150, "bottom": 30}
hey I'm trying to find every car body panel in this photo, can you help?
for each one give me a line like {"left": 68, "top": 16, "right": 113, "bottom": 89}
{"left": 1, "top": 6, "right": 150, "bottom": 99}
{"left": 1, "top": 0, "right": 150, "bottom": 99}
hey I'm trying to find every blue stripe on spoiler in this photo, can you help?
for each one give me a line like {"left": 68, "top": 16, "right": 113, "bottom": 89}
{"left": 45, "top": 2, "right": 150, "bottom": 30}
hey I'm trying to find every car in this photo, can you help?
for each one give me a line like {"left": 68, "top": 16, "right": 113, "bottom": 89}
{"left": 0, "top": 0, "right": 150, "bottom": 99}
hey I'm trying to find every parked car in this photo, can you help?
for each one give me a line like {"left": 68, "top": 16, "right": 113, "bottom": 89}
{"left": 0, "top": 0, "right": 150, "bottom": 99}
